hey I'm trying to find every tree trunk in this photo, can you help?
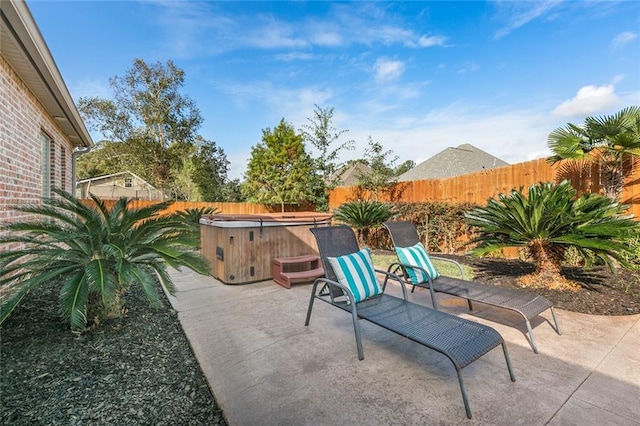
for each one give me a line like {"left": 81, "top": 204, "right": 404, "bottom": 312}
{"left": 520, "top": 240, "right": 579, "bottom": 291}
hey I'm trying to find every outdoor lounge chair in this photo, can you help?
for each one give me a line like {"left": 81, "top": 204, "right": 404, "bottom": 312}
{"left": 382, "top": 221, "right": 561, "bottom": 354}
{"left": 306, "top": 225, "right": 515, "bottom": 419}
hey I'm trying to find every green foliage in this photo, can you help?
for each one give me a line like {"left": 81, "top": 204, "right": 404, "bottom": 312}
{"left": 189, "top": 137, "right": 232, "bottom": 201}
{"left": 300, "top": 104, "right": 355, "bottom": 211}
{"left": 548, "top": 106, "right": 640, "bottom": 199}
{"left": 391, "top": 201, "right": 477, "bottom": 253}
{"left": 243, "top": 118, "right": 318, "bottom": 212}
{"left": 333, "top": 200, "right": 393, "bottom": 245}
{"left": 0, "top": 189, "right": 210, "bottom": 333}
{"left": 356, "top": 137, "right": 402, "bottom": 200}
{"left": 465, "top": 181, "right": 639, "bottom": 280}
{"left": 78, "top": 59, "right": 230, "bottom": 201}
{"left": 394, "top": 160, "right": 415, "bottom": 176}
{"left": 371, "top": 253, "right": 475, "bottom": 280}
{"left": 174, "top": 206, "right": 219, "bottom": 224}
{"left": 219, "top": 179, "right": 245, "bottom": 202}
{"left": 619, "top": 232, "right": 640, "bottom": 271}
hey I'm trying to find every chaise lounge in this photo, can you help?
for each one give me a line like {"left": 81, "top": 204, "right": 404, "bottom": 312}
{"left": 383, "top": 221, "right": 561, "bottom": 354}
{"left": 306, "top": 225, "right": 515, "bottom": 419}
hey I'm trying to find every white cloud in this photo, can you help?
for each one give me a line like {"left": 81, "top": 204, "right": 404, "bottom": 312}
{"left": 551, "top": 84, "right": 621, "bottom": 117}
{"left": 274, "top": 52, "right": 316, "bottom": 61}
{"left": 457, "top": 62, "right": 479, "bottom": 74}
{"left": 340, "top": 105, "right": 560, "bottom": 170}
{"left": 246, "top": 21, "right": 308, "bottom": 49}
{"left": 611, "top": 31, "right": 638, "bottom": 48}
{"left": 493, "top": 0, "right": 564, "bottom": 39}
{"left": 310, "top": 31, "right": 343, "bottom": 47}
{"left": 417, "top": 35, "right": 447, "bottom": 47}
{"left": 374, "top": 58, "right": 405, "bottom": 83}
{"left": 153, "top": 1, "right": 449, "bottom": 56}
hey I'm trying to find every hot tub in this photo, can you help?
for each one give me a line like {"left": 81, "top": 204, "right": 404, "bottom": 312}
{"left": 200, "top": 213, "right": 332, "bottom": 284}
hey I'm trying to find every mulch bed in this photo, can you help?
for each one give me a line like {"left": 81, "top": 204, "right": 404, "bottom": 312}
{"left": 443, "top": 254, "right": 640, "bottom": 316}
{"left": 2, "top": 256, "right": 639, "bottom": 424}
{"left": 0, "top": 282, "right": 226, "bottom": 425}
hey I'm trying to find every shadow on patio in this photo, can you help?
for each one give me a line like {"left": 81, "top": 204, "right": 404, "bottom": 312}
{"left": 167, "top": 268, "right": 640, "bottom": 426}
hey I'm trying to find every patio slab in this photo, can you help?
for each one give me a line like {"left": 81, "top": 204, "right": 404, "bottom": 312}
{"left": 167, "top": 268, "right": 640, "bottom": 425}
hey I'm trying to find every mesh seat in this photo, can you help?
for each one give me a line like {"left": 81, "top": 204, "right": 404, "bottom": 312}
{"left": 305, "top": 225, "right": 515, "bottom": 419}
{"left": 383, "top": 221, "right": 561, "bottom": 354}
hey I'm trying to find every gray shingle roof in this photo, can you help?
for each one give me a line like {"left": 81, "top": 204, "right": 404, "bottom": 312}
{"left": 331, "top": 163, "right": 373, "bottom": 187}
{"left": 397, "top": 143, "right": 509, "bottom": 182}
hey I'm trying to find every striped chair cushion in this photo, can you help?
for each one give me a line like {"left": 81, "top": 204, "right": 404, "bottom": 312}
{"left": 395, "top": 242, "right": 440, "bottom": 284}
{"left": 328, "top": 248, "right": 382, "bottom": 303}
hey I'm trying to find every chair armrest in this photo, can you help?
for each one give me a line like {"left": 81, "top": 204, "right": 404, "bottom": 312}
{"left": 312, "top": 277, "right": 356, "bottom": 305}
{"left": 430, "top": 256, "right": 466, "bottom": 280}
{"left": 387, "top": 261, "right": 435, "bottom": 284}
{"left": 374, "top": 268, "right": 409, "bottom": 300}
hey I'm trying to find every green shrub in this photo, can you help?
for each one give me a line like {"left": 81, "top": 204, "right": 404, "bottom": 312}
{"left": 390, "top": 201, "right": 476, "bottom": 253}
{"left": 173, "top": 206, "right": 220, "bottom": 227}
{"left": 333, "top": 200, "right": 393, "bottom": 246}
{"left": 465, "top": 181, "right": 639, "bottom": 289}
{"left": 0, "top": 189, "right": 210, "bottom": 333}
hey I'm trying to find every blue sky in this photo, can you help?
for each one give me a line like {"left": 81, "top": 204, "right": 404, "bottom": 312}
{"left": 28, "top": 0, "right": 639, "bottom": 181}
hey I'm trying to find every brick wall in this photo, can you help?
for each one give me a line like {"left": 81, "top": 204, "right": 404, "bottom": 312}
{"left": 0, "top": 55, "right": 74, "bottom": 251}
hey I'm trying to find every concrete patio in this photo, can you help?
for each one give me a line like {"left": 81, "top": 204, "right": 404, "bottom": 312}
{"left": 167, "top": 268, "right": 640, "bottom": 425}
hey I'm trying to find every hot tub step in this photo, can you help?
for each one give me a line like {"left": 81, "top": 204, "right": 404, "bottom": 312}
{"left": 273, "top": 255, "right": 324, "bottom": 289}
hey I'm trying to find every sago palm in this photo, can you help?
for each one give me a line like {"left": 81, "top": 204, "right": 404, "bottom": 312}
{"left": 333, "top": 200, "right": 393, "bottom": 245}
{"left": 464, "top": 181, "right": 639, "bottom": 290}
{"left": 0, "top": 189, "right": 210, "bottom": 332}
{"left": 547, "top": 106, "right": 640, "bottom": 200}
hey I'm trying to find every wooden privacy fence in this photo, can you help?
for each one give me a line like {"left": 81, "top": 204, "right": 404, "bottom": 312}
{"left": 329, "top": 157, "right": 640, "bottom": 218}
{"left": 79, "top": 200, "right": 315, "bottom": 216}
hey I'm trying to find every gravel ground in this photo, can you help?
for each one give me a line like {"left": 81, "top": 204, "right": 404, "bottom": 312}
{"left": 0, "top": 281, "right": 226, "bottom": 425}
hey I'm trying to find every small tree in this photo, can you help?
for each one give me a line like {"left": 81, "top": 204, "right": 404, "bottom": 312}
{"left": 356, "top": 137, "right": 401, "bottom": 200}
{"left": 243, "top": 118, "right": 317, "bottom": 212}
{"left": 465, "top": 181, "right": 639, "bottom": 290}
{"left": 300, "top": 104, "right": 354, "bottom": 211}
{"left": 547, "top": 106, "right": 640, "bottom": 200}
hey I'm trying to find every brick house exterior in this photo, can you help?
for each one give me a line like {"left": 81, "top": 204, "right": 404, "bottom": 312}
{"left": 0, "top": 0, "right": 93, "bottom": 252}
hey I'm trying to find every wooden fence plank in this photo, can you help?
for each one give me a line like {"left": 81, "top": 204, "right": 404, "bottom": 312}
{"left": 328, "top": 157, "right": 640, "bottom": 220}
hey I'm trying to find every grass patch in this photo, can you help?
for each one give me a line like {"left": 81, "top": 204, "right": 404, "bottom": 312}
{"left": 371, "top": 254, "right": 475, "bottom": 280}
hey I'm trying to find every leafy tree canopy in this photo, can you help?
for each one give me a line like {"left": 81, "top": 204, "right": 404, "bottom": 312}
{"left": 300, "top": 104, "right": 354, "bottom": 210}
{"left": 547, "top": 106, "right": 640, "bottom": 200}
{"left": 78, "top": 59, "right": 232, "bottom": 201}
{"left": 243, "top": 118, "right": 318, "bottom": 211}
{"left": 356, "top": 137, "right": 402, "bottom": 200}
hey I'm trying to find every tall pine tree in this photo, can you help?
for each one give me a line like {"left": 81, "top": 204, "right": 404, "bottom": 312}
{"left": 243, "top": 119, "right": 317, "bottom": 212}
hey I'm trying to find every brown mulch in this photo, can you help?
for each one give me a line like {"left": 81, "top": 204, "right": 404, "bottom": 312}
{"left": 443, "top": 254, "right": 640, "bottom": 316}
{"left": 0, "top": 281, "right": 227, "bottom": 425}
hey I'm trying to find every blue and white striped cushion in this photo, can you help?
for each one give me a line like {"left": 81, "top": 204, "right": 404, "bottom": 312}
{"left": 395, "top": 242, "right": 439, "bottom": 284}
{"left": 328, "top": 248, "right": 382, "bottom": 303}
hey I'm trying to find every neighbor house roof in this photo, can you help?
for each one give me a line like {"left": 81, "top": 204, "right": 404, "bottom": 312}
{"left": 1, "top": 0, "right": 92, "bottom": 148}
{"left": 76, "top": 171, "right": 157, "bottom": 188}
{"left": 331, "top": 163, "right": 373, "bottom": 187}
{"left": 397, "top": 143, "right": 509, "bottom": 182}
